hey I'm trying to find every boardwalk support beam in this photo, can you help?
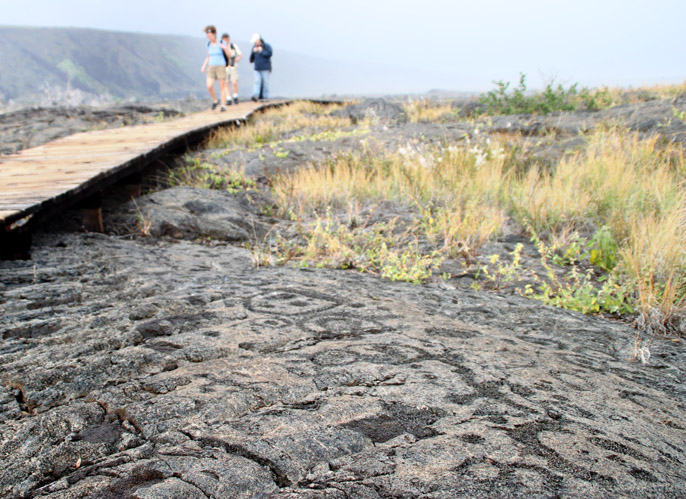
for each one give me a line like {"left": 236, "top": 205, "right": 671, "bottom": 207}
{"left": 79, "top": 194, "right": 104, "bottom": 233}
{"left": 0, "top": 225, "right": 32, "bottom": 260}
{"left": 122, "top": 172, "right": 143, "bottom": 201}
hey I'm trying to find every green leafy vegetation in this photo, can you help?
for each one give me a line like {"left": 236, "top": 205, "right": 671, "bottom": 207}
{"left": 472, "top": 244, "right": 524, "bottom": 291}
{"left": 480, "top": 73, "right": 583, "bottom": 115}
{"left": 525, "top": 236, "right": 635, "bottom": 316}
{"left": 479, "top": 74, "right": 686, "bottom": 115}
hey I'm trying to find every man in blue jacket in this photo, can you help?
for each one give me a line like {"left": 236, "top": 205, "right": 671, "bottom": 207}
{"left": 249, "top": 33, "right": 273, "bottom": 102}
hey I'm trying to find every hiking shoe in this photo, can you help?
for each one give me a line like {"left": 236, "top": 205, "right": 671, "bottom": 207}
{"left": 220, "top": 107, "right": 227, "bottom": 112}
{"left": 233, "top": 97, "right": 239, "bottom": 105}
{"left": 211, "top": 101, "right": 219, "bottom": 110}
{"left": 225, "top": 99, "right": 233, "bottom": 106}
{"left": 251, "top": 96, "right": 258, "bottom": 102}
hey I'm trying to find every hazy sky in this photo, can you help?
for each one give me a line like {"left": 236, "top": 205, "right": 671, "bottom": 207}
{"left": 1, "top": 0, "right": 684, "bottom": 91}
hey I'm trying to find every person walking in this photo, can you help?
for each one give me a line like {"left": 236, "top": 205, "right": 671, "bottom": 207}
{"left": 249, "top": 33, "right": 273, "bottom": 102}
{"left": 200, "top": 25, "right": 229, "bottom": 111}
{"left": 221, "top": 33, "right": 242, "bottom": 106}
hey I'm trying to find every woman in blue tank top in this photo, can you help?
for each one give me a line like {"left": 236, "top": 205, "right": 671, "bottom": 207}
{"left": 200, "top": 25, "right": 229, "bottom": 111}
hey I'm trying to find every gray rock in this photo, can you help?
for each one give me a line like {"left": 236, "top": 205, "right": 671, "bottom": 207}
{"left": 131, "top": 477, "right": 208, "bottom": 499}
{"left": 0, "top": 385, "right": 21, "bottom": 420}
{"left": 107, "top": 186, "right": 271, "bottom": 242}
{"left": 0, "top": 230, "right": 684, "bottom": 498}
{"left": 333, "top": 98, "right": 409, "bottom": 125}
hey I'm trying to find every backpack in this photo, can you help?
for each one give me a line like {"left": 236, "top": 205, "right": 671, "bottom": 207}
{"left": 227, "top": 43, "right": 236, "bottom": 67}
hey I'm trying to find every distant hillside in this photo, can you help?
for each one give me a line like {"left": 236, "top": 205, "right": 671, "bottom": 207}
{"left": 0, "top": 26, "right": 469, "bottom": 106}
{"left": 0, "top": 26, "right": 252, "bottom": 104}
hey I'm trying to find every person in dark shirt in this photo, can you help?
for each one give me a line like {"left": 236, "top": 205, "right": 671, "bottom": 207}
{"left": 249, "top": 33, "right": 273, "bottom": 102}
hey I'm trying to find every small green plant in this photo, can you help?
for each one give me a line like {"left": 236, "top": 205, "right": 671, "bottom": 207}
{"left": 587, "top": 225, "right": 618, "bottom": 271}
{"left": 274, "top": 147, "right": 290, "bottom": 159}
{"left": 531, "top": 227, "right": 618, "bottom": 271}
{"left": 526, "top": 270, "right": 634, "bottom": 315}
{"left": 525, "top": 240, "right": 634, "bottom": 315}
{"left": 374, "top": 242, "right": 443, "bottom": 284}
{"left": 152, "top": 111, "right": 175, "bottom": 123}
{"left": 480, "top": 73, "right": 529, "bottom": 115}
{"left": 580, "top": 87, "right": 617, "bottom": 111}
{"left": 538, "top": 81, "right": 580, "bottom": 114}
{"left": 474, "top": 243, "right": 524, "bottom": 290}
{"left": 260, "top": 204, "right": 275, "bottom": 217}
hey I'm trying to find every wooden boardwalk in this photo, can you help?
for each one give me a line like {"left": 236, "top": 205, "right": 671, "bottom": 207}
{"left": 0, "top": 100, "right": 287, "bottom": 233}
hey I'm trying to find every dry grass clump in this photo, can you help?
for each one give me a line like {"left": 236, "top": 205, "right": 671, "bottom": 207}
{"left": 509, "top": 129, "right": 684, "bottom": 237}
{"left": 582, "top": 82, "right": 686, "bottom": 110}
{"left": 404, "top": 99, "right": 458, "bottom": 123}
{"left": 206, "top": 100, "right": 350, "bottom": 149}
{"left": 273, "top": 139, "right": 510, "bottom": 256}
{"left": 622, "top": 208, "right": 686, "bottom": 335}
{"left": 625, "top": 81, "right": 686, "bottom": 101}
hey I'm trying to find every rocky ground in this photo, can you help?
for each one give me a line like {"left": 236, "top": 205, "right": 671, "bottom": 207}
{"left": 191, "top": 94, "right": 686, "bottom": 179}
{"left": 1, "top": 98, "right": 685, "bottom": 498}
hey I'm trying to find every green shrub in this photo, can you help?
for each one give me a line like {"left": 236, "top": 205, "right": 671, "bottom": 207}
{"left": 479, "top": 73, "right": 613, "bottom": 115}
{"left": 580, "top": 87, "right": 617, "bottom": 111}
